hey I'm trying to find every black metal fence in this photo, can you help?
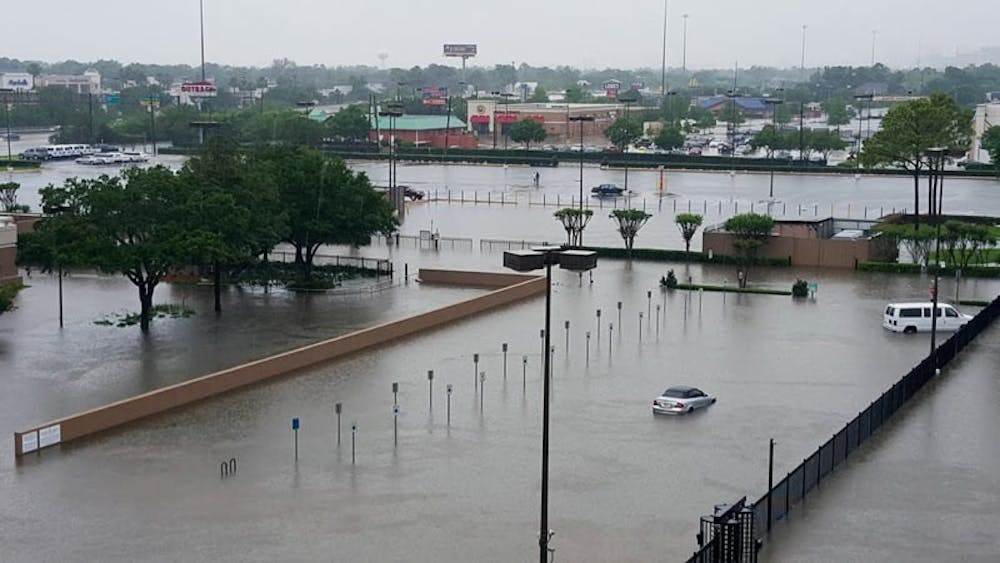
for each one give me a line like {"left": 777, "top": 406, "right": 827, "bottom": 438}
{"left": 687, "top": 294, "right": 1000, "bottom": 563}
{"left": 269, "top": 251, "right": 393, "bottom": 276}
{"left": 689, "top": 498, "right": 759, "bottom": 563}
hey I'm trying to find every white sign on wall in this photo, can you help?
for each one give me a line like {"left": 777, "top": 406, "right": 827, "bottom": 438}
{"left": 21, "top": 432, "right": 38, "bottom": 454}
{"left": 39, "top": 425, "right": 61, "bottom": 448}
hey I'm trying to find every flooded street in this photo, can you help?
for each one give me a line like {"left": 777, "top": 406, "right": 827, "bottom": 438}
{"left": 2, "top": 154, "right": 1000, "bottom": 561}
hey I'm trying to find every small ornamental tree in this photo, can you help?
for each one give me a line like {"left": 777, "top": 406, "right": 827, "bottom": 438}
{"left": 509, "top": 118, "right": 547, "bottom": 151}
{"left": 553, "top": 207, "right": 594, "bottom": 247}
{"left": 0, "top": 182, "right": 30, "bottom": 213}
{"left": 982, "top": 125, "right": 1000, "bottom": 178}
{"left": 0, "top": 283, "right": 21, "bottom": 315}
{"left": 605, "top": 117, "right": 643, "bottom": 150}
{"left": 674, "top": 213, "right": 703, "bottom": 255}
{"left": 654, "top": 125, "right": 686, "bottom": 151}
{"left": 610, "top": 208, "right": 652, "bottom": 256}
{"left": 724, "top": 213, "right": 774, "bottom": 284}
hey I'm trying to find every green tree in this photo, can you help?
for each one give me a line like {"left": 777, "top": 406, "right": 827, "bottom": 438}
{"left": 605, "top": 117, "right": 643, "bottom": 150}
{"left": 27, "top": 168, "right": 200, "bottom": 331}
{"left": 0, "top": 283, "right": 22, "bottom": 316}
{"left": 724, "top": 213, "right": 774, "bottom": 284}
{"left": 981, "top": 125, "right": 1000, "bottom": 178}
{"left": 179, "top": 139, "right": 285, "bottom": 311}
{"left": 875, "top": 223, "right": 936, "bottom": 266}
{"left": 609, "top": 209, "right": 652, "bottom": 255}
{"left": 509, "top": 119, "right": 547, "bottom": 150}
{"left": 327, "top": 105, "right": 371, "bottom": 142}
{"left": 808, "top": 129, "right": 848, "bottom": 160}
{"left": 860, "top": 93, "right": 972, "bottom": 228}
{"left": 528, "top": 85, "right": 549, "bottom": 102}
{"left": 256, "top": 145, "right": 396, "bottom": 279}
{"left": 687, "top": 107, "right": 717, "bottom": 129}
{"left": 0, "top": 182, "right": 30, "bottom": 212}
{"left": 674, "top": 213, "right": 703, "bottom": 254}
{"left": 661, "top": 94, "right": 690, "bottom": 124}
{"left": 822, "top": 98, "right": 852, "bottom": 126}
{"left": 654, "top": 124, "right": 686, "bottom": 151}
{"left": 553, "top": 208, "right": 594, "bottom": 246}
{"left": 774, "top": 103, "right": 796, "bottom": 125}
{"left": 564, "top": 85, "right": 591, "bottom": 103}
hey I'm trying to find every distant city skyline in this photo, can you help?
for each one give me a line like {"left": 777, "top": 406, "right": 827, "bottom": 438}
{"left": 6, "top": 0, "right": 998, "bottom": 71}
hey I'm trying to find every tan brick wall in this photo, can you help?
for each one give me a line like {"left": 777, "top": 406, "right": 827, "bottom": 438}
{"left": 13, "top": 270, "right": 545, "bottom": 457}
{"left": 703, "top": 232, "right": 870, "bottom": 269}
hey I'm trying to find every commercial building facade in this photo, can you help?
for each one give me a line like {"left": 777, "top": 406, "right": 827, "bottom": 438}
{"left": 0, "top": 216, "right": 20, "bottom": 286}
{"left": 369, "top": 115, "right": 476, "bottom": 149}
{"left": 0, "top": 73, "right": 34, "bottom": 92}
{"left": 970, "top": 101, "right": 1000, "bottom": 164}
{"left": 465, "top": 101, "right": 625, "bottom": 145}
{"left": 35, "top": 70, "right": 102, "bottom": 94}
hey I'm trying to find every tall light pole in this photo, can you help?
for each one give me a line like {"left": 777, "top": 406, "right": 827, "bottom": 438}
{"left": 925, "top": 147, "right": 946, "bottom": 359}
{"left": 618, "top": 90, "right": 640, "bottom": 193}
{"left": 1, "top": 88, "right": 12, "bottom": 166}
{"left": 568, "top": 115, "right": 595, "bottom": 216}
{"left": 800, "top": 25, "right": 808, "bottom": 71}
{"left": 681, "top": 14, "right": 689, "bottom": 73}
{"left": 384, "top": 101, "right": 404, "bottom": 206}
{"left": 660, "top": 0, "right": 669, "bottom": 95}
{"left": 871, "top": 30, "right": 877, "bottom": 66}
{"left": 504, "top": 247, "right": 598, "bottom": 563}
{"left": 764, "top": 97, "right": 783, "bottom": 199}
{"left": 199, "top": 0, "right": 207, "bottom": 81}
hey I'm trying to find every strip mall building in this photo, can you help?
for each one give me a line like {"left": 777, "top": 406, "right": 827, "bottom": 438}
{"left": 465, "top": 101, "right": 625, "bottom": 145}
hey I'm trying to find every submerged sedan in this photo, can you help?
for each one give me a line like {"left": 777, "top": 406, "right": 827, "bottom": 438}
{"left": 652, "top": 386, "right": 716, "bottom": 415}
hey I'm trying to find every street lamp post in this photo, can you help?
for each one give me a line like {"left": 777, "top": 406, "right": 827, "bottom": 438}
{"left": 618, "top": 90, "right": 640, "bottom": 193}
{"left": 568, "top": 115, "right": 595, "bottom": 215}
{"left": 763, "top": 97, "right": 784, "bottom": 199}
{"left": 682, "top": 14, "right": 689, "bottom": 73}
{"left": 725, "top": 90, "right": 740, "bottom": 156}
{"left": 383, "top": 101, "right": 405, "bottom": 203}
{"left": 926, "top": 147, "right": 946, "bottom": 359}
{"left": 800, "top": 25, "right": 808, "bottom": 71}
{"left": 1, "top": 88, "right": 13, "bottom": 166}
{"left": 503, "top": 247, "right": 597, "bottom": 563}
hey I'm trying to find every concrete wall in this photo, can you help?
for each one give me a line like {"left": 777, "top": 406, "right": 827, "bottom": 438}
{"left": 703, "top": 232, "right": 870, "bottom": 269}
{"left": 13, "top": 269, "right": 545, "bottom": 458}
{"left": 418, "top": 269, "right": 537, "bottom": 288}
{"left": 0, "top": 217, "right": 20, "bottom": 286}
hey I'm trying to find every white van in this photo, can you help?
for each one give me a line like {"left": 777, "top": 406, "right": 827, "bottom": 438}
{"left": 883, "top": 302, "right": 972, "bottom": 334}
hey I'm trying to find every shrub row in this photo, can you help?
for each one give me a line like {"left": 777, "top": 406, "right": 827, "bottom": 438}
{"left": 857, "top": 261, "right": 1000, "bottom": 278}
{"left": 581, "top": 246, "right": 792, "bottom": 267}
{"left": 671, "top": 283, "right": 792, "bottom": 296}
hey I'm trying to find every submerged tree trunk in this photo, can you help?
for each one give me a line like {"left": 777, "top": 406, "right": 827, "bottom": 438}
{"left": 912, "top": 169, "right": 921, "bottom": 231}
{"left": 138, "top": 282, "right": 154, "bottom": 332}
{"left": 213, "top": 259, "right": 222, "bottom": 313}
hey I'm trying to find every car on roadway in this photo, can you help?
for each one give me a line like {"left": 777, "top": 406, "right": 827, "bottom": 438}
{"left": 652, "top": 386, "right": 716, "bottom": 415}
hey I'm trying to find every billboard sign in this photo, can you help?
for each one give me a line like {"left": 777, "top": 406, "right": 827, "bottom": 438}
{"left": 1, "top": 73, "right": 33, "bottom": 91}
{"left": 180, "top": 81, "right": 217, "bottom": 97}
{"left": 443, "top": 44, "right": 478, "bottom": 57}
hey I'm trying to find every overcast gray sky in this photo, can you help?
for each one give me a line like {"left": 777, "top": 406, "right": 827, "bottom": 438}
{"left": 5, "top": 0, "right": 997, "bottom": 70}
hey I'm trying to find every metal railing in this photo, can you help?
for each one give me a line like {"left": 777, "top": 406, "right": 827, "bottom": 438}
{"left": 687, "top": 294, "right": 1000, "bottom": 562}
{"left": 268, "top": 251, "right": 393, "bottom": 276}
{"left": 479, "top": 238, "right": 553, "bottom": 252}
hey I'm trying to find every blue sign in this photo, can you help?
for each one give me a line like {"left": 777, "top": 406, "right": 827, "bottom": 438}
{"left": 291, "top": 417, "right": 300, "bottom": 430}
{"left": 104, "top": 94, "right": 120, "bottom": 105}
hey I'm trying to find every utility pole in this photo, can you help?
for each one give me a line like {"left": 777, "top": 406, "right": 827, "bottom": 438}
{"left": 660, "top": 0, "right": 669, "bottom": 95}
{"left": 681, "top": 14, "right": 689, "bottom": 73}
{"left": 800, "top": 25, "right": 808, "bottom": 71}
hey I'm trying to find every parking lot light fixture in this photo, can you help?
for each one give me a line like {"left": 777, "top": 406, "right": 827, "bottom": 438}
{"left": 502, "top": 247, "right": 597, "bottom": 563}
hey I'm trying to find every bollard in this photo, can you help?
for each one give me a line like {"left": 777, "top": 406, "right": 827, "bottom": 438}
{"left": 539, "top": 329, "right": 545, "bottom": 374}
{"left": 564, "top": 320, "right": 570, "bottom": 355}
{"left": 522, "top": 355, "right": 528, "bottom": 391}
{"left": 392, "top": 382, "right": 399, "bottom": 447}
{"left": 647, "top": 290, "right": 652, "bottom": 320}
{"left": 351, "top": 423, "right": 357, "bottom": 464}
{"left": 473, "top": 353, "right": 480, "bottom": 392}
{"left": 427, "top": 370, "right": 434, "bottom": 411}
{"left": 335, "top": 402, "right": 342, "bottom": 446}
{"left": 586, "top": 331, "right": 591, "bottom": 364}
{"left": 608, "top": 323, "right": 614, "bottom": 356}
{"left": 617, "top": 301, "right": 622, "bottom": 330}
{"left": 596, "top": 309, "right": 602, "bottom": 347}
{"left": 656, "top": 304, "right": 661, "bottom": 337}
{"left": 699, "top": 288, "right": 703, "bottom": 313}
{"left": 446, "top": 384, "right": 453, "bottom": 426}
{"left": 404, "top": 263, "right": 409, "bottom": 284}
{"left": 502, "top": 343, "right": 508, "bottom": 380}
{"left": 479, "top": 372, "right": 486, "bottom": 411}
{"left": 291, "top": 417, "right": 300, "bottom": 462}
{"left": 639, "top": 312, "right": 644, "bottom": 342}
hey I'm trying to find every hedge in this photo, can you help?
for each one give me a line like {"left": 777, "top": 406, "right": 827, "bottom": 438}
{"left": 580, "top": 246, "right": 792, "bottom": 267}
{"left": 671, "top": 283, "right": 792, "bottom": 296}
{"left": 857, "top": 261, "right": 1000, "bottom": 278}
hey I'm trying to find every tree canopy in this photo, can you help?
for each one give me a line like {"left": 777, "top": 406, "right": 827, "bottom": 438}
{"left": 255, "top": 145, "right": 397, "bottom": 278}
{"left": 605, "top": 117, "right": 643, "bottom": 149}
{"left": 860, "top": 93, "right": 972, "bottom": 225}
{"left": 654, "top": 125, "right": 686, "bottom": 151}
{"left": 327, "top": 105, "right": 371, "bottom": 142}
{"left": 674, "top": 213, "right": 703, "bottom": 254}
{"left": 609, "top": 209, "right": 652, "bottom": 254}
{"left": 509, "top": 119, "right": 547, "bottom": 150}
{"left": 982, "top": 125, "right": 1000, "bottom": 177}
{"left": 553, "top": 208, "right": 593, "bottom": 246}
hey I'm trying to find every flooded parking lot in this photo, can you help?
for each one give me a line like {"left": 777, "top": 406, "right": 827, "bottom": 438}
{"left": 2, "top": 155, "right": 999, "bottom": 561}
